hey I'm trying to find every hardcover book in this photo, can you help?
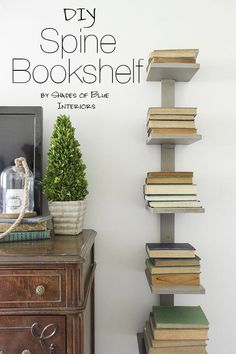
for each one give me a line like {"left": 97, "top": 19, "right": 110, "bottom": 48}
{"left": 148, "top": 201, "right": 202, "bottom": 208}
{"left": 149, "top": 313, "right": 209, "bottom": 340}
{"left": 146, "top": 259, "right": 200, "bottom": 274}
{"left": 146, "top": 269, "right": 200, "bottom": 286}
{"left": 148, "top": 107, "right": 197, "bottom": 116}
{"left": 146, "top": 243, "right": 196, "bottom": 258}
{"left": 149, "top": 49, "right": 199, "bottom": 59}
{"left": 144, "top": 184, "right": 197, "bottom": 195}
{"left": 150, "top": 255, "right": 201, "bottom": 267}
{"left": 152, "top": 306, "right": 209, "bottom": 328}
{"left": 144, "top": 320, "right": 206, "bottom": 348}
{"left": 0, "top": 230, "right": 51, "bottom": 243}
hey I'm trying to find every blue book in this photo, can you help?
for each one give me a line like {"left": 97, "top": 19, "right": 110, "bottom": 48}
{"left": 146, "top": 243, "right": 196, "bottom": 258}
{"left": 0, "top": 230, "right": 51, "bottom": 243}
{"left": 0, "top": 215, "right": 51, "bottom": 224}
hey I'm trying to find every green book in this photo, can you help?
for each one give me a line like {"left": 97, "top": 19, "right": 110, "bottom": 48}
{"left": 149, "top": 255, "right": 201, "bottom": 267}
{"left": 146, "top": 258, "right": 200, "bottom": 274}
{"left": 0, "top": 230, "right": 51, "bottom": 243}
{"left": 152, "top": 306, "right": 209, "bottom": 329}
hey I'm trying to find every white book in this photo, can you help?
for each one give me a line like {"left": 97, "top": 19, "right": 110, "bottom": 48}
{"left": 145, "top": 195, "right": 197, "bottom": 201}
{"left": 147, "top": 121, "right": 196, "bottom": 129}
{"left": 144, "top": 184, "right": 197, "bottom": 195}
{"left": 148, "top": 201, "right": 202, "bottom": 208}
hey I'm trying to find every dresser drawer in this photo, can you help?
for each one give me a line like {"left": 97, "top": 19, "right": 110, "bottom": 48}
{"left": 0, "top": 269, "right": 66, "bottom": 308}
{"left": 0, "top": 315, "right": 66, "bottom": 354}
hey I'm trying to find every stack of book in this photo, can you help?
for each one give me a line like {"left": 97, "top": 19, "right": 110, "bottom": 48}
{"left": 145, "top": 243, "right": 201, "bottom": 287}
{"left": 147, "top": 107, "right": 198, "bottom": 137}
{"left": 0, "top": 215, "right": 52, "bottom": 243}
{"left": 147, "top": 48, "right": 199, "bottom": 72}
{"left": 144, "top": 306, "right": 209, "bottom": 354}
{"left": 144, "top": 171, "right": 203, "bottom": 210}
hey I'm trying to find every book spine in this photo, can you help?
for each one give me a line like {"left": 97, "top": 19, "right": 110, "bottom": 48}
{"left": 149, "top": 128, "right": 197, "bottom": 135}
{"left": 147, "top": 172, "right": 193, "bottom": 177}
{"left": 149, "top": 49, "right": 199, "bottom": 59}
{"left": 148, "top": 201, "right": 201, "bottom": 208}
{"left": 148, "top": 108, "right": 197, "bottom": 116}
{"left": 148, "top": 271, "right": 200, "bottom": 286}
{"left": 147, "top": 114, "right": 195, "bottom": 122}
{"left": 0, "top": 230, "right": 51, "bottom": 243}
{"left": 146, "top": 177, "right": 193, "bottom": 184}
{"left": 0, "top": 222, "right": 47, "bottom": 232}
{"left": 144, "top": 184, "right": 197, "bottom": 195}
{"left": 147, "top": 121, "right": 196, "bottom": 129}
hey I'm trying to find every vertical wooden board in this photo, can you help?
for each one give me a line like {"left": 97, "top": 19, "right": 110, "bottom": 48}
{"left": 161, "top": 144, "right": 175, "bottom": 171}
{"left": 66, "top": 314, "right": 83, "bottom": 354}
{"left": 160, "top": 214, "right": 175, "bottom": 243}
{"left": 160, "top": 79, "right": 175, "bottom": 307}
{"left": 161, "top": 80, "right": 175, "bottom": 107}
{"left": 160, "top": 294, "right": 174, "bottom": 306}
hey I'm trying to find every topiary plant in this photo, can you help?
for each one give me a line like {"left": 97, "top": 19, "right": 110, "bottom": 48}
{"left": 42, "top": 115, "right": 88, "bottom": 201}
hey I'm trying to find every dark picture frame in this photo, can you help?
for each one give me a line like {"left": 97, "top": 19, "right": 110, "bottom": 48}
{"left": 0, "top": 106, "right": 43, "bottom": 214}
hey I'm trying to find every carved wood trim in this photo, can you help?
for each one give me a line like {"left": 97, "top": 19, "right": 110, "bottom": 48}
{"left": 66, "top": 314, "right": 83, "bottom": 354}
{"left": 66, "top": 265, "right": 81, "bottom": 307}
{"left": 31, "top": 322, "right": 58, "bottom": 353}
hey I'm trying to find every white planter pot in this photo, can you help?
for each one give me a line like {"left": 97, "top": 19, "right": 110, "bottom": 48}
{"left": 48, "top": 200, "right": 86, "bottom": 235}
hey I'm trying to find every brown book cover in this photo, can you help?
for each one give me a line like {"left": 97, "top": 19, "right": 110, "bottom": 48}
{"left": 146, "top": 177, "right": 193, "bottom": 184}
{"left": 150, "top": 57, "right": 196, "bottom": 63}
{"left": 144, "top": 329, "right": 206, "bottom": 353}
{"left": 151, "top": 256, "right": 201, "bottom": 267}
{"left": 144, "top": 320, "right": 206, "bottom": 348}
{"left": 0, "top": 222, "right": 47, "bottom": 233}
{"left": 149, "top": 49, "right": 199, "bottom": 59}
{"left": 148, "top": 114, "right": 195, "bottom": 121}
{"left": 149, "top": 128, "right": 197, "bottom": 135}
{"left": 148, "top": 107, "right": 197, "bottom": 116}
{"left": 147, "top": 172, "right": 193, "bottom": 178}
{"left": 146, "top": 269, "right": 200, "bottom": 286}
{"left": 147, "top": 120, "right": 196, "bottom": 129}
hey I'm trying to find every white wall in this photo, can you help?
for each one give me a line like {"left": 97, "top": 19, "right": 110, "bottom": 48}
{"left": 1, "top": 1, "right": 236, "bottom": 353}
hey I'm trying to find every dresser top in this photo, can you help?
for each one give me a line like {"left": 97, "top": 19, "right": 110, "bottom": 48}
{"left": 0, "top": 229, "right": 96, "bottom": 264}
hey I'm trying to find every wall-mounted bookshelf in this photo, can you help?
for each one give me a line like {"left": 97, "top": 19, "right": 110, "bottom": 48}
{"left": 146, "top": 62, "right": 200, "bottom": 82}
{"left": 137, "top": 50, "right": 208, "bottom": 354}
{"left": 146, "top": 134, "right": 201, "bottom": 145}
{"left": 146, "top": 205, "right": 205, "bottom": 214}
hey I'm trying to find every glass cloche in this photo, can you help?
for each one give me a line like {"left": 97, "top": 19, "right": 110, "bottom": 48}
{"left": 0, "top": 159, "right": 34, "bottom": 214}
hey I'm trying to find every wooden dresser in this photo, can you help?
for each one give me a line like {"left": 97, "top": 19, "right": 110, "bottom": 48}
{"left": 0, "top": 229, "right": 96, "bottom": 354}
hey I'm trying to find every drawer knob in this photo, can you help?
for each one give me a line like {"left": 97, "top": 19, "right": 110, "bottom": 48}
{"left": 35, "top": 284, "right": 45, "bottom": 296}
{"left": 22, "top": 350, "right": 31, "bottom": 354}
